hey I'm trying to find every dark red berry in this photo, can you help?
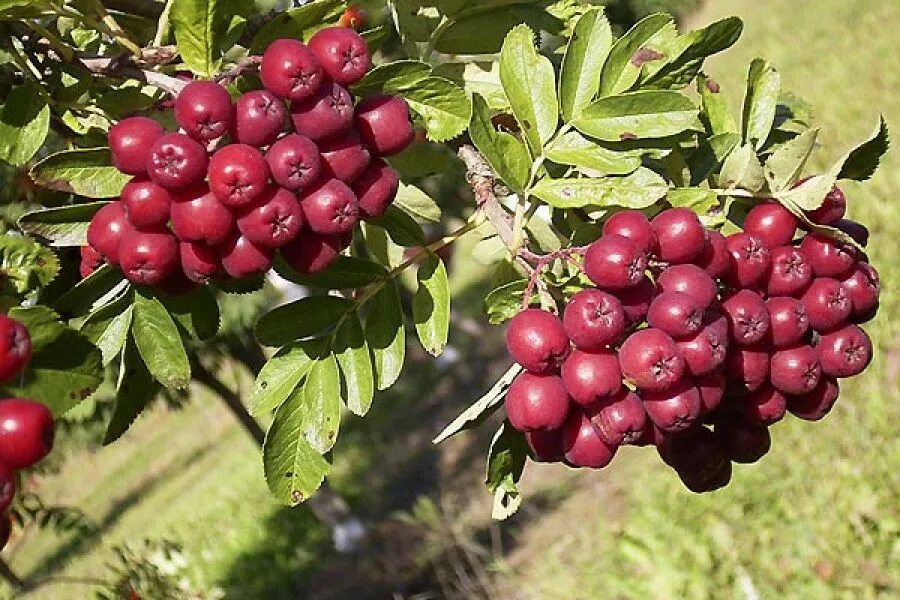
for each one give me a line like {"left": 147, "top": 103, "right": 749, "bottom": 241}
{"left": 146, "top": 133, "right": 208, "bottom": 189}
{"left": 87, "top": 201, "right": 132, "bottom": 265}
{"left": 319, "top": 129, "right": 372, "bottom": 183}
{"left": 280, "top": 232, "right": 349, "bottom": 274}
{"left": 695, "top": 372, "right": 726, "bottom": 414}
{"left": 741, "top": 385, "right": 787, "bottom": 426}
{"left": 180, "top": 241, "right": 219, "bottom": 284}
{"left": 0, "top": 317, "right": 30, "bottom": 384}
{"left": 80, "top": 245, "right": 104, "bottom": 278}
{"left": 121, "top": 178, "right": 172, "bottom": 230}
{"left": 770, "top": 344, "right": 821, "bottom": 395}
{"left": 642, "top": 379, "right": 702, "bottom": 433}
{"left": 233, "top": 90, "right": 287, "bottom": 147}
{"left": 266, "top": 134, "right": 322, "bottom": 192}
{"left": 602, "top": 210, "right": 657, "bottom": 256}
{"left": 667, "top": 427, "right": 732, "bottom": 492}
{"left": 584, "top": 234, "right": 648, "bottom": 289}
{"left": 651, "top": 208, "right": 709, "bottom": 264}
{"left": 174, "top": 81, "right": 233, "bottom": 142}
{"left": 787, "top": 376, "right": 839, "bottom": 421}
{"left": 743, "top": 201, "right": 798, "bottom": 247}
{"left": 208, "top": 144, "right": 270, "bottom": 208}
{"left": 726, "top": 345, "right": 769, "bottom": 394}
{"left": 676, "top": 322, "right": 728, "bottom": 376}
{"left": 118, "top": 229, "right": 179, "bottom": 285}
{"left": 714, "top": 417, "right": 770, "bottom": 464}
{"left": 722, "top": 290, "right": 770, "bottom": 345}
{"left": 805, "top": 184, "right": 846, "bottom": 225}
{"left": 840, "top": 263, "right": 880, "bottom": 319}
{"left": 525, "top": 429, "right": 564, "bottom": 463}
{"left": 648, "top": 291, "right": 704, "bottom": 339}
{"left": 0, "top": 398, "right": 54, "bottom": 469}
{"left": 0, "top": 462, "right": 15, "bottom": 514}
{"left": 816, "top": 324, "right": 872, "bottom": 378}
{"left": 591, "top": 388, "right": 646, "bottom": 446}
{"left": 563, "top": 289, "right": 626, "bottom": 351}
{"left": 800, "top": 233, "right": 857, "bottom": 278}
{"left": 237, "top": 187, "right": 304, "bottom": 249}
{"left": 505, "top": 309, "right": 570, "bottom": 374}
{"left": 833, "top": 219, "right": 869, "bottom": 246}
{"left": 765, "top": 296, "right": 809, "bottom": 347}
{"left": 505, "top": 372, "right": 570, "bottom": 432}
{"left": 561, "top": 408, "right": 616, "bottom": 468}
{"left": 612, "top": 276, "right": 656, "bottom": 325}
{"left": 619, "top": 328, "right": 685, "bottom": 392}
{"left": 170, "top": 185, "right": 235, "bottom": 246}
{"left": 354, "top": 95, "right": 415, "bottom": 157}
{"left": 657, "top": 264, "right": 717, "bottom": 310}
{"left": 260, "top": 38, "right": 323, "bottom": 101}
{"left": 290, "top": 81, "right": 354, "bottom": 142}
{"left": 764, "top": 245, "right": 812, "bottom": 297}
{"left": 308, "top": 26, "right": 371, "bottom": 86}
{"left": 352, "top": 159, "right": 399, "bottom": 220}
{"left": 560, "top": 349, "right": 621, "bottom": 405}
{"left": 108, "top": 116, "right": 163, "bottom": 175}
{"left": 299, "top": 178, "right": 360, "bottom": 235}
{"left": 725, "top": 232, "right": 771, "bottom": 288}
{"left": 695, "top": 229, "right": 729, "bottom": 278}
{"left": 219, "top": 234, "right": 274, "bottom": 279}
{"left": 801, "top": 278, "right": 852, "bottom": 331}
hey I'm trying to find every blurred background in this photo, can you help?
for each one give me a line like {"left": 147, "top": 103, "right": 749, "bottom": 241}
{"left": 2, "top": 0, "right": 897, "bottom": 598}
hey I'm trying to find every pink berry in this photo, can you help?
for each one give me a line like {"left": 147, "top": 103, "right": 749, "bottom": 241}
{"left": 505, "top": 309, "right": 570, "bottom": 374}
{"left": 787, "top": 376, "right": 840, "bottom": 421}
{"left": 618, "top": 328, "right": 685, "bottom": 392}
{"left": 0, "top": 317, "right": 30, "bottom": 384}
{"left": 725, "top": 232, "right": 770, "bottom": 288}
{"left": 290, "top": 81, "right": 353, "bottom": 142}
{"left": 299, "top": 178, "right": 360, "bottom": 235}
{"left": 800, "top": 233, "right": 857, "bottom": 278}
{"left": 696, "top": 372, "right": 726, "bottom": 414}
{"left": 584, "top": 234, "right": 648, "bottom": 289}
{"left": 722, "top": 290, "right": 770, "bottom": 345}
{"left": 180, "top": 241, "right": 219, "bottom": 284}
{"left": 726, "top": 345, "right": 769, "bottom": 394}
{"left": 651, "top": 208, "right": 709, "bottom": 264}
{"left": 505, "top": 372, "right": 570, "bottom": 432}
{"left": 801, "top": 278, "right": 852, "bottom": 331}
{"left": 647, "top": 291, "right": 704, "bottom": 339}
{"left": 87, "top": 201, "right": 132, "bottom": 265}
{"left": 591, "top": 388, "right": 646, "bottom": 446}
{"left": 741, "top": 385, "right": 786, "bottom": 426}
{"left": 208, "top": 144, "right": 270, "bottom": 208}
{"left": 676, "top": 322, "right": 728, "bottom": 376}
{"left": 563, "top": 290, "right": 626, "bottom": 351}
{"left": 525, "top": 429, "right": 564, "bottom": 462}
{"left": 318, "top": 129, "right": 372, "bottom": 184}
{"left": 80, "top": 245, "right": 104, "bottom": 278}
{"left": 840, "top": 263, "right": 880, "bottom": 319}
{"left": 237, "top": 187, "right": 304, "bottom": 249}
{"left": 770, "top": 344, "right": 821, "bottom": 395}
{"left": 805, "top": 184, "right": 846, "bottom": 225}
{"left": 121, "top": 178, "right": 172, "bottom": 230}
{"left": 170, "top": 185, "right": 235, "bottom": 246}
{"left": 219, "top": 233, "right": 274, "bottom": 279}
{"left": 0, "top": 399, "right": 55, "bottom": 469}
{"left": 657, "top": 264, "right": 717, "bottom": 310}
{"left": 765, "top": 296, "right": 809, "bottom": 347}
{"left": 279, "top": 232, "right": 350, "bottom": 275}
{"left": 695, "top": 230, "right": 729, "bottom": 278}
{"left": 560, "top": 349, "right": 621, "bottom": 405}
{"left": 352, "top": 159, "right": 400, "bottom": 220}
{"left": 561, "top": 408, "right": 617, "bottom": 468}
{"left": 613, "top": 276, "right": 656, "bottom": 325}
{"left": 764, "top": 245, "right": 813, "bottom": 297}
{"left": 642, "top": 379, "right": 702, "bottom": 433}
{"left": 118, "top": 229, "right": 179, "bottom": 285}
{"left": 146, "top": 133, "right": 208, "bottom": 189}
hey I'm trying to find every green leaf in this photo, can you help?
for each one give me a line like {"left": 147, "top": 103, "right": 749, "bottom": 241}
{"left": 52, "top": 265, "right": 125, "bottom": 318}
{"left": 132, "top": 290, "right": 191, "bottom": 390}
{"left": 80, "top": 298, "right": 134, "bottom": 366}
{"left": 687, "top": 132, "right": 740, "bottom": 186}
{"left": 30, "top": 150, "right": 129, "bottom": 198}
{"left": 255, "top": 295, "right": 352, "bottom": 347}
{"left": 333, "top": 315, "right": 374, "bottom": 417}
{"left": 764, "top": 128, "right": 820, "bottom": 191}
{"left": 104, "top": 341, "right": 158, "bottom": 445}
{"left": 573, "top": 90, "right": 700, "bottom": 142}
{"left": 499, "top": 25, "right": 558, "bottom": 154}
{"left": 0, "top": 84, "right": 50, "bottom": 166}
{"left": 742, "top": 59, "right": 781, "bottom": 150}
{"left": 598, "top": 13, "right": 674, "bottom": 97}
{"left": 486, "top": 421, "right": 528, "bottom": 520}
{"left": 367, "top": 206, "right": 427, "bottom": 247}
{"left": 170, "top": 0, "right": 246, "bottom": 77}
{"left": 352, "top": 60, "right": 432, "bottom": 96}
{"left": 18, "top": 202, "right": 107, "bottom": 247}
{"left": 484, "top": 280, "right": 529, "bottom": 325}
{"left": 365, "top": 280, "right": 405, "bottom": 391}
{"left": 301, "top": 354, "right": 342, "bottom": 454}
{"left": 667, "top": 188, "right": 721, "bottom": 226}
{"left": 413, "top": 254, "right": 450, "bottom": 357}
{"left": 433, "top": 364, "right": 523, "bottom": 444}
{"left": 433, "top": 4, "right": 564, "bottom": 55}
{"left": 157, "top": 287, "right": 220, "bottom": 340}
{"left": 274, "top": 255, "right": 387, "bottom": 289}
{"left": 402, "top": 77, "right": 471, "bottom": 143}
{"left": 697, "top": 73, "right": 738, "bottom": 135}
{"left": 531, "top": 167, "right": 668, "bottom": 209}
{"left": 0, "top": 235, "right": 60, "bottom": 294}
{"left": 559, "top": 8, "right": 612, "bottom": 122}
{"left": 393, "top": 182, "right": 441, "bottom": 223}
{"left": 468, "top": 94, "right": 531, "bottom": 195}
{"left": 643, "top": 17, "right": 743, "bottom": 90}
{"left": 0, "top": 0, "right": 52, "bottom": 18}
{"left": 838, "top": 115, "right": 890, "bottom": 182}
{"left": 263, "top": 387, "right": 331, "bottom": 507}
{"left": 1, "top": 307, "right": 103, "bottom": 416}
{"left": 249, "top": 339, "right": 323, "bottom": 416}
{"left": 545, "top": 130, "right": 642, "bottom": 176}
{"left": 250, "top": 0, "right": 343, "bottom": 52}
{"left": 362, "top": 222, "right": 404, "bottom": 269}
{"left": 719, "top": 143, "right": 765, "bottom": 192}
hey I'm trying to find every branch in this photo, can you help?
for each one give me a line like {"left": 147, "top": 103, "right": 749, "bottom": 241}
{"left": 79, "top": 48, "right": 185, "bottom": 96}
{"left": 215, "top": 55, "right": 262, "bottom": 85}
{"left": 457, "top": 145, "right": 520, "bottom": 249}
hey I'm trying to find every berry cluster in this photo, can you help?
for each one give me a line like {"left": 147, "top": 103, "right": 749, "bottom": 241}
{"left": 84, "top": 27, "right": 414, "bottom": 291}
{"left": 505, "top": 190, "right": 879, "bottom": 492}
{"left": 0, "top": 315, "right": 57, "bottom": 548}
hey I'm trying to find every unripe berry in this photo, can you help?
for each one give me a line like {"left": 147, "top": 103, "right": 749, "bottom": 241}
{"left": 266, "top": 134, "right": 322, "bottom": 192}
{"left": 353, "top": 159, "right": 400, "bottom": 219}
{"left": 280, "top": 232, "right": 350, "bottom": 274}
{"left": 805, "top": 184, "right": 846, "bottom": 225}
{"left": 667, "top": 427, "right": 732, "bottom": 492}
{"left": 308, "top": 26, "right": 371, "bottom": 86}
{"left": 642, "top": 379, "right": 702, "bottom": 433}
{"left": 584, "top": 234, "right": 648, "bottom": 289}
{"left": 695, "top": 371, "right": 726, "bottom": 414}
{"left": 602, "top": 210, "right": 657, "bottom": 256}
{"left": 505, "top": 372, "right": 570, "bottom": 432}
{"left": 233, "top": 90, "right": 287, "bottom": 147}
{"left": 799, "top": 233, "right": 857, "bottom": 278}
{"left": 676, "top": 322, "right": 728, "bottom": 376}
{"left": 208, "top": 144, "right": 270, "bottom": 208}
{"left": 695, "top": 229, "right": 729, "bottom": 278}
{"left": 722, "top": 290, "right": 770, "bottom": 345}
{"left": 563, "top": 290, "right": 625, "bottom": 351}
{"left": 87, "top": 201, "right": 132, "bottom": 265}
{"left": 840, "top": 262, "right": 880, "bottom": 319}
{"left": 591, "top": 388, "right": 646, "bottom": 446}
{"left": 651, "top": 208, "right": 708, "bottom": 264}
{"left": 613, "top": 276, "right": 656, "bottom": 325}
{"left": 0, "top": 316, "right": 30, "bottom": 384}
{"left": 219, "top": 234, "right": 274, "bottom": 279}
{"left": 260, "top": 39, "right": 323, "bottom": 101}
{"left": 354, "top": 95, "right": 416, "bottom": 157}
{"left": 118, "top": 229, "right": 179, "bottom": 285}
{"left": 743, "top": 201, "right": 798, "bottom": 247}
{"left": 787, "top": 376, "right": 839, "bottom": 421}
{"left": 560, "top": 349, "right": 621, "bottom": 405}
{"left": 180, "top": 241, "right": 219, "bottom": 284}
{"left": 319, "top": 129, "right": 372, "bottom": 183}
{"left": 80, "top": 245, "right": 104, "bottom": 278}
{"left": 0, "top": 462, "right": 14, "bottom": 514}
{"left": 299, "top": 178, "right": 360, "bottom": 235}
{"left": 237, "top": 187, "right": 304, "bottom": 249}
{"left": 657, "top": 264, "right": 717, "bottom": 310}
{"left": 0, "top": 398, "right": 54, "bottom": 469}
{"left": 170, "top": 185, "right": 235, "bottom": 246}
{"left": 108, "top": 116, "right": 163, "bottom": 175}
{"left": 725, "top": 232, "right": 770, "bottom": 288}
{"left": 647, "top": 291, "right": 704, "bottom": 339}
{"left": 561, "top": 408, "right": 616, "bottom": 468}
{"left": 816, "top": 324, "right": 872, "bottom": 378}
{"left": 741, "top": 385, "right": 787, "bottom": 426}
{"left": 618, "top": 328, "right": 685, "bottom": 392}
{"left": 525, "top": 429, "right": 564, "bottom": 463}
{"left": 174, "top": 81, "right": 233, "bottom": 142}
{"left": 765, "top": 296, "right": 810, "bottom": 347}
{"left": 146, "top": 133, "right": 208, "bottom": 189}
{"left": 121, "top": 178, "right": 172, "bottom": 230}
{"left": 505, "top": 309, "right": 569, "bottom": 374}
{"left": 726, "top": 345, "right": 769, "bottom": 394}
{"left": 764, "top": 245, "right": 812, "bottom": 297}
{"left": 770, "top": 344, "right": 821, "bottom": 395}
{"left": 290, "top": 81, "right": 354, "bottom": 141}
{"left": 801, "top": 278, "right": 851, "bottom": 331}
{"left": 714, "top": 417, "right": 770, "bottom": 464}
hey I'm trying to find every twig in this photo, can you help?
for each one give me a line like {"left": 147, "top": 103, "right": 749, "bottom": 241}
{"left": 519, "top": 246, "right": 587, "bottom": 310}
{"left": 80, "top": 52, "right": 186, "bottom": 96}
{"left": 215, "top": 55, "right": 262, "bottom": 84}
{"left": 457, "top": 145, "right": 520, "bottom": 250}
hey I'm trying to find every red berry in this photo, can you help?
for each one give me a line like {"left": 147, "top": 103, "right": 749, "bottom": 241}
{"left": 741, "top": 385, "right": 786, "bottom": 426}
{"left": 259, "top": 39, "right": 323, "bottom": 101}
{"left": 237, "top": 187, "right": 304, "bottom": 249}
{"left": 787, "top": 376, "right": 839, "bottom": 421}
{"left": 618, "top": 328, "right": 685, "bottom": 392}
{"left": 840, "top": 263, "right": 880, "bottom": 319}
{"left": 676, "top": 322, "right": 728, "bottom": 376}
{"left": 87, "top": 201, "right": 132, "bottom": 265}
{"left": 353, "top": 159, "right": 399, "bottom": 220}
{"left": 647, "top": 291, "right": 704, "bottom": 339}
{"left": 108, "top": 116, "right": 163, "bottom": 175}
{"left": 669, "top": 428, "right": 733, "bottom": 493}
{"left": 170, "top": 185, "right": 235, "bottom": 246}
{"left": 584, "top": 234, "right": 648, "bottom": 289}
{"left": 722, "top": 290, "right": 770, "bottom": 345}
{"left": 505, "top": 309, "right": 569, "bottom": 374}
{"left": 695, "top": 229, "right": 729, "bottom": 278}
{"left": 290, "top": 81, "right": 354, "bottom": 142}
{"left": 525, "top": 429, "right": 564, "bottom": 463}
{"left": 146, "top": 133, "right": 208, "bottom": 189}
{"left": 657, "top": 264, "right": 717, "bottom": 310}
{"left": 505, "top": 372, "right": 570, "bottom": 432}
{"left": 833, "top": 219, "right": 869, "bottom": 246}
{"left": 642, "top": 379, "right": 702, "bottom": 433}
{"left": 560, "top": 349, "right": 621, "bottom": 406}
{"left": 696, "top": 372, "right": 726, "bottom": 413}
{"left": 651, "top": 208, "right": 709, "bottom": 264}
{"left": 765, "top": 296, "right": 809, "bottom": 347}
{"left": 179, "top": 241, "right": 219, "bottom": 284}
{"left": 816, "top": 324, "right": 872, "bottom": 378}
{"left": 174, "top": 81, "right": 233, "bottom": 142}
{"left": 764, "top": 245, "right": 812, "bottom": 297}
{"left": 80, "top": 245, "right": 104, "bottom": 278}
{"left": 354, "top": 95, "right": 415, "bottom": 157}
{"left": 591, "top": 388, "right": 646, "bottom": 446}
{"left": 726, "top": 345, "right": 769, "bottom": 394}
{"left": 266, "top": 134, "right": 322, "bottom": 192}
{"left": 338, "top": 6, "right": 367, "bottom": 30}
{"left": 0, "top": 462, "right": 14, "bottom": 514}
{"left": 219, "top": 234, "right": 274, "bottom": 279}
{"left": 279, "top": 232, "right": 349, "bottom": 274}
{"left": 308, "top": 26, "right": 371, "bottom": 86}
{"left": 299, "top": 178, "right": 360, "bottom": 235}
{"left": 770, "top": 344, "right": 821, "bottom": 395}
{"left": 799, "top": 233, "right": 857, "bottom": 278}
{"left": 613, "top": 276, "right": 656, "bottom": 324}
{"left": 0, "top": 317, "right": 30, "bottom": 384}
{"left": 118, "top": 229, "right": 179, "bottom": 285}
{"left": 562, "top": 289, "right": 626, "bottom": 351}
{"left": 208, "top": 144, "right": 270, "bottom": 208}
{"left": 801, "top": 278, "right": 851, "bottom": 331}
{"left": 319, "top": 129, "right": 372, "bottom": 183}
{"left": 714, "top": 417, "right": 770, "bottom": 464}
{"left": 561, "top": 408, "right": 616, "bottom": 468}
{"left": 725, "top": 232, "right": 771, "bottom": 288}
{"left": 743, "top": 201, "right": 798, "bottom": 247}
{"left": 602, "top": 210, "right": 657, "bottom": 256}
{"left": 233, "top": 90, "right": 287, "bottom": 147}
{"left": 121, "top": 178, "right": 172, "bottom": 230}
{"left": 805, "top": 184, "right": 846, "bottom": 225}
{"left": 0, "top": 398, "right": 54, "bottom": 469}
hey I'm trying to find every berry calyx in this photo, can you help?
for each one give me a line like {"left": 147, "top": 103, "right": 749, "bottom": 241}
{"left": 583, "top": 234, "right": 648, "bottom": 289}
{"left": 266, "top": 134, "right": 322, "bottom": 192}
{"left": 505, "top": 309, "right": 570, "bottom": 374}
{"left": 722, "top": 290, "right": 770, "bottom": 346}
{"left": 725, "top": 232, "right": 771, "bottom": 288}
{"left": 174, "top": 80, "right": 233, "bottom": 142}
